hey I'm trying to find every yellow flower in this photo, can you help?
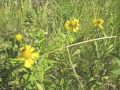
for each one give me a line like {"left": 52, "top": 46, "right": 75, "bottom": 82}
{"left": 93, "top": 18, "right": 104, "bottom": 29}
{"left": 19, "top": 45, "right": 39, "bottom": 68}
{"left": 16, "top": 34, "right": 23, "bottom": 42}
{"left": 65, "top": 19, "right": 80, "bottom": 32}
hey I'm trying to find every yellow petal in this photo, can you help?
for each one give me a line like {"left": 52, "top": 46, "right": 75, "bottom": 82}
{"left": 93, "top": 19, "right": 97, "bottom": 26}
{"left": 98, "top": 19, "right": 104, "bottom": 24}
{"left": 73, "top": 28, "right": 77, "bottom": 32}
{"left": 30, "top": 47, "right": 35, "bottom": 52}
{"left": 76, "top": 27, "right": 79, "bottom": 31}
{"left": 32, "top": 52, "right": 39, "bottom": 60}
{"left": 24, "top": 59, "right": 34, "bottom": 68}
{"left": 26, "top": 45, "right": 31, "bottom": 50}
{"left": 98, "top": 24, "right": 103, "bottom": 29}
{"left": 65, "top": 21, "right": 70, "bottom": 28}
{"left": 74, "top": 19, "right": 79, "bottom": 23}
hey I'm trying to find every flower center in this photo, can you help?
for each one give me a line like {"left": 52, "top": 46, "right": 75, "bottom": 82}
{"left": 22, "top": 49, "right": 32, "bottom": 59}
{"left": 69, "top": 22, "right": 77, "bottom": 28}
{"left": 97, "top": 20, "right": 102, "bottom": 25}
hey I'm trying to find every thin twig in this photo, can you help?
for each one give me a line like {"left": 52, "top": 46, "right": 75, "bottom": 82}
{"left": 67, "top": 36, "right": 117, "bottom": 48}
{"left": 45, "top": 36, "right": 118, "bottom": 55}
{"left": 66, "top": 47, "right": 84, "bottom": 90}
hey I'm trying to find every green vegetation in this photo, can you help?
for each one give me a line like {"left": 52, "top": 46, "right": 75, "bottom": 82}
{"left": 0, "top": 0, "right": 120, "bottom": 90}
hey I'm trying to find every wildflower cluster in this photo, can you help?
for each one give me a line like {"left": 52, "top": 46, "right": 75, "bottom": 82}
{"left": 15, "top": 18, "right": 104, "bottom": 68}
{"left": 15, "top": 33, "right": 39, "bottom": 69}
{"left": 65, "top": 18, "right": 104, "bottom": 32}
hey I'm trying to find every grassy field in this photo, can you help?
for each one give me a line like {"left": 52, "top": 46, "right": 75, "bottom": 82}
{"left": 0, "top": 0, "right": 120, "bottom": 90}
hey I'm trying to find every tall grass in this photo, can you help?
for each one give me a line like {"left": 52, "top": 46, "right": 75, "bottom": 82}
{"left": 0, "top": 0, "right": 120, "bottom": 90}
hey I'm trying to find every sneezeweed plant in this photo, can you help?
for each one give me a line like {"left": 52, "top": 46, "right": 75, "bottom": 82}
{"left": 16, "top": 34, "right": 23, "bottom": 42}
{"left": 65, "top": 19, "right": 80, "bottom": 32}
{"left": 93, "top": 18, "right": 104, "bottom": 29}
{"left": 18, "top": 45, "right": 39, "bottom": 68}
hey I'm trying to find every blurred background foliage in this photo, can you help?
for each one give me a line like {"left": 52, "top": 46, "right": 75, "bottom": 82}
{"left": 0, "top": 0, "right": 120, "bottom": 90}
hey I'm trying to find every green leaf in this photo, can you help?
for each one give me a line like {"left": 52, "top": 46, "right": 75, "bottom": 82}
{"left": 102, "top": 76, "right": 109, "bottom": 80}
{"left": 60, "top": 79, "right": 64, "bottom": 86}
{"left": 106, "top": 44, "right": 114, "bottom": 54}
{"left": 114, "top": 57, "right": 120, "bottom": 66}
{"left": 88, "top": 77, "right": 95, "bottom": 82}
{"left": 72, "top": 49, "right": 81, "bottom": 56}
{"left": 111, "top": 69, "right": 120, "bottom": 78}
{"left": 29, "top": 75, "right": 36, "bottom": 82}
{"left": 36, "top": 83, "right": 44, "bottom": 90}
